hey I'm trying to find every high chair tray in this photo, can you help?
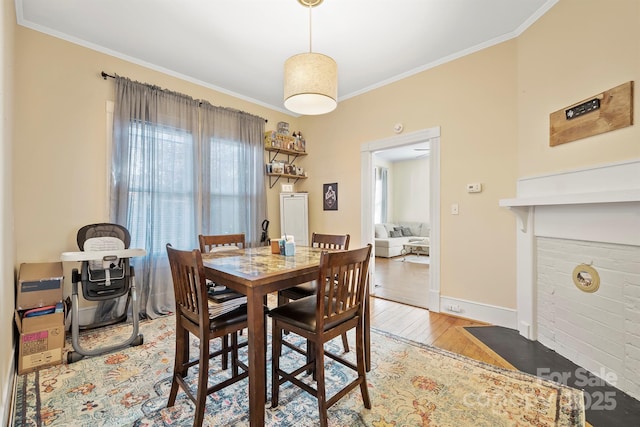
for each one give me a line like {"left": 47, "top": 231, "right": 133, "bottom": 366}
{"left": 61, "top": 248, "right": 146, "bottom": 262}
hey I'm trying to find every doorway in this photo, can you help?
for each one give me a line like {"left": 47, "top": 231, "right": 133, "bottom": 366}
{"left": 360, "top": 128, "right": 441, "bottom": 312}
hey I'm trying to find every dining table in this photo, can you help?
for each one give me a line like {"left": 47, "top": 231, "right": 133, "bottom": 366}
{"left": 201, "top": 245, "right": 370, "bottom": 427}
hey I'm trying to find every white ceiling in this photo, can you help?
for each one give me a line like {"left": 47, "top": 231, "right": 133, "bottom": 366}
{"left": 375, "top": 142, "right": 430, "bottom": 163}
{"left": 16, "top": 0, "right": 556, "bottom": 116}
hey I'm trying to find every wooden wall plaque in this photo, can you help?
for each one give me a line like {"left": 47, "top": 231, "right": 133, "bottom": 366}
{"left": 550, "top": 81, "right": 633, "bottom": 146}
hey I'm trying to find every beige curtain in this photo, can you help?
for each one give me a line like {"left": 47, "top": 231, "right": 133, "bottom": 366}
{"left": 108, "top": 76, "right": 266, "bottom": 319}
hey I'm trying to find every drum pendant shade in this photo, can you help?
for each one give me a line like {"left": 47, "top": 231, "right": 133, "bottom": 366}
{"left": 283, "top": 0, "right": 337, "bottom": 115}
{"left": 284, "top": 52, "right": 337, "bottom": 115}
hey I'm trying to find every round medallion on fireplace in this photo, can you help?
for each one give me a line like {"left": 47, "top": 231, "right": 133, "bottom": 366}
{"left": 572, "top": 264, "right": 600, "bottom": 293}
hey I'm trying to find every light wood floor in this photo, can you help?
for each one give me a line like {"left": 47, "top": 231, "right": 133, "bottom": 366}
{"left": 370, "top": 256, "right": 514, "bottom": 370}
{"left": 369, "top": 296, "right": 514, "bottom": 370}
{"left": 371, "top": 256, "right": 429, "bottom": 308}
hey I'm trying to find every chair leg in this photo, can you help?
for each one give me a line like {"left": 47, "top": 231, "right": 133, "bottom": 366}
{"left": 231, "top": 331, "right": 239, "bottom": 377}
{"left": 307, "top": 340, "right": 316, "bottom": 378}
{"left": 194, "top": 333, "right": 210, "bottom": 427}
{"left": 277, "top": 292, "right": 288, "bottom": 307}
{"left": 271, "top": 321, "right": 282, "bottom": 408}
{"left": 315, "top": 338, "right": 328, "bottom": 427}
{"left": 364, "top": 290, "right": 371, "bottom": 372}
{"left": 356, "top": 324, "right": 371, "bottom": 409}
{"left": 221, "top": 335, "right": 229, "bottom": 370}
{"left": 264, "top": 316, "right": 268, "bottom": 401}
{"left": 168, "top": 326, "right": 189, "bottom": 407}
{"left": 277, "top": 293, "right": 291, "bottom": 336}
{"left": 341, "top": 332, "right": 350, "bottom": 353}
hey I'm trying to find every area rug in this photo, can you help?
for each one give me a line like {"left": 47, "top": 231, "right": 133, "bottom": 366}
{"left": 13, "top": 315, "right": 585, "bottom": 426}
{"left": 394, "top": 254, "right": 430, "bottom": 265}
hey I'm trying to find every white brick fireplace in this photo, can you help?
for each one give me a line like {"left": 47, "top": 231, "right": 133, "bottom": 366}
{"left": 500, "top": 159, "right": 640, "bottom": 400}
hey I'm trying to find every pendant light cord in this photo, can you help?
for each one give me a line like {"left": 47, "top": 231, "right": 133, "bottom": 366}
{"left": 308, "top": 4, "right": 313, "bottom": 53}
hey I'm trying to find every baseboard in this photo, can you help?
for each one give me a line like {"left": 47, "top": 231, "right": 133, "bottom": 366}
{"left": 3, "top": 344, "right": 16, "bottom": 427}
{"left": 439, "top": 296, "right": 517, "bottom": 329}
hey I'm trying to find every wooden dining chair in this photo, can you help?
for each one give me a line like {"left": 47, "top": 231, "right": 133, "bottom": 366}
{"left": 198, "top": 233, "right": 246, "bottom": 302}
{"left": 269, "top": 244, "right": 372, "bottom": 427}
{"left": 166, "top": 243, "right": 249, "bottom": 427}
{"left": 278, "top": 233, "right": 350, "bottom": 300}
{"left": 277, "top": 232, "right": 351, "bottom": 352}
{"left": 198, "top": 233, "right": 246, "bottom": 253}
{"left": 199, "top": 233, "right": 249, "bottom": 361}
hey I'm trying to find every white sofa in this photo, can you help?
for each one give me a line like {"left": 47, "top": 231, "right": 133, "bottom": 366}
{"left": 374, "top": 222, "right": 430, "bottom": 258}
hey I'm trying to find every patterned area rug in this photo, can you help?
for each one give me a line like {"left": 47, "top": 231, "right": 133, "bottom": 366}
{"left": 13, "top": 315, "right": 585, "bottom": 426}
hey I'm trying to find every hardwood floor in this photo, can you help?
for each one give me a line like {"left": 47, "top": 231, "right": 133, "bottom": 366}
{"left": 371, "top": 255, "right": 429, "bottom": 308}
{"left": 371, "top": 255, "right": 513, "bottom": 369}
{"left": 368, "top": 295, "right": 514, "bottom": 370}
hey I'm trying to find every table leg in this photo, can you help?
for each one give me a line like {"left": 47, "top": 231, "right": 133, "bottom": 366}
{"left": 246, "top": 289, "right": 266, "bottom": 427}
{"left": 365, "top": 280, "right": 371, "bottom": 372}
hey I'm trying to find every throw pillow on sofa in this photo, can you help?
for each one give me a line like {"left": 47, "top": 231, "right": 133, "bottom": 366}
{"left": 389, "top": 230, "right": 403, "bottom": 238}
{"left": 400, "top": 226, "right": 413, "bottom": 236}
{"left": 394, "top": 226, "right": 413, "bottom": 236}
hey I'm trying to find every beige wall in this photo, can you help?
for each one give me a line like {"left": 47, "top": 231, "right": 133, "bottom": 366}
{"left": 391, "top": 157, "right": 430, "bottom": 224}
{"left": 4, "top": 0, "right": 640, "bottom": 408}
{"left": 1, "top": 0, "right": 16, "bottom": 420}
{"left": 297, "top": 39, "right": 519, "bottom": 308}
{"left": 517, "top": 0, "right": 640, "bottom": 175}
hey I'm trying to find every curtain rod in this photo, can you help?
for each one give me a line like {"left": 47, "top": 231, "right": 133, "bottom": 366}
{"left": 100, "top": 70, "right": 268, "bottom": 123}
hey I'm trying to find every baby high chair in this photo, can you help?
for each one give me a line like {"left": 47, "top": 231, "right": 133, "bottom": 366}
{"left": 61, "top": 223, "right": 145, "bottom": 363}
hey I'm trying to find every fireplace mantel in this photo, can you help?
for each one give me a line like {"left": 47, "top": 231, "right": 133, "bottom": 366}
{"left": 500, "top": 188, "right": 640, "bottom": 207}
{"left": 499, "top": 189, "right": 640, "bottom": 232}
{"left": 499, "top": 159, "right": 640, "bottom": 340}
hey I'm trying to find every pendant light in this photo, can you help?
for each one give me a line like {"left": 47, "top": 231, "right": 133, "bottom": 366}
{"left": 283, "top": 0, "right": 337, "bottom": 115}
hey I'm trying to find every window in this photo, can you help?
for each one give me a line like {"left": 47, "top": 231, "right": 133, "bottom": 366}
{"left": 126, "top": 122, "right": 196, "bottom": 256}
{"left": 374, "top": 166, "right": 388, "bottom": 223}
{"left": 111, "top": 76, "right": 266, "bottom": 317}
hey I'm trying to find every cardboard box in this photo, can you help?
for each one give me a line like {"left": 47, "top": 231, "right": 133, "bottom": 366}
{"left": 15, "top": 310, "right": 65, "bottom": 374}
{"left": 15, "top": 262, "right": 65, "bottom": 374}
{"left": 16, "top": 262, "right": 63, "bottom": 310}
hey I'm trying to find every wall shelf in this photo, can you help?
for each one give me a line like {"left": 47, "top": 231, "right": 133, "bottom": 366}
{"left": 265, "top": 146, "right": 307, "bottom": 163}
{"left": 267, "top": 173, "right": 307, "bottom": 189}
{"left": 265, "top": 144, "right": 308, "bottom": 189}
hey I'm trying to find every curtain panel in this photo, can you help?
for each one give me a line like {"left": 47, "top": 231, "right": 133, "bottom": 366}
{"left": 199, "top": 101, "right": 266, "bottom": 243}
{"left": 109, "top": 76, "right": 266, "bottom": 319}
{"left": 374, "top": 167, "right": 388, "bottom": 224}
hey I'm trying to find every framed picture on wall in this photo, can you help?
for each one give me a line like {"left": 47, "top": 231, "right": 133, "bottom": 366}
{"left": 323, "top": 183, "right": 338, "bottom": 211}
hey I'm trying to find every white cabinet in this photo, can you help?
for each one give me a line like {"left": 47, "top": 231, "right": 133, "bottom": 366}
{"left": 279, "top": 193, "right": 309, "bottom": 246}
